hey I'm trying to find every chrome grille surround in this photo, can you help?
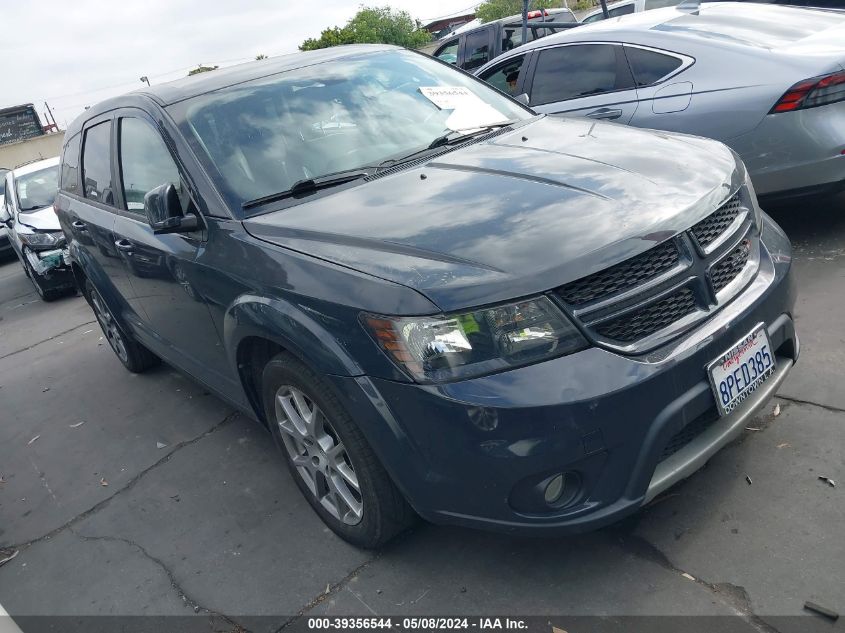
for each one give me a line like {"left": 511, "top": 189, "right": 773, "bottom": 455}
{"left": 554, "top": 187, "right": 761, "bottom": 354}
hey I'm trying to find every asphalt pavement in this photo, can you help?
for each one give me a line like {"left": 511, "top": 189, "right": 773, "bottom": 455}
{"left": 0, "top": 194, "right": 843, "bottom": 632}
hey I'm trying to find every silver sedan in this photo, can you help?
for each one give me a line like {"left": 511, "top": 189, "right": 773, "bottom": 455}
{"left": 475, "top": 2, "right": 845, "bottom": 202}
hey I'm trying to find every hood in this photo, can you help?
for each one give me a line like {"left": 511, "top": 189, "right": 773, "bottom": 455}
{"left": 17, "top": 206, "right": 61, "bottom": 231}
{"left": 244, "top": 116, "right": 741, "bottom": 313}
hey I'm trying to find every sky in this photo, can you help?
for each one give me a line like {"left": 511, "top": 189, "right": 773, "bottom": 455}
{"left": 0, "top": 0, "right": 473, "bottom": 128}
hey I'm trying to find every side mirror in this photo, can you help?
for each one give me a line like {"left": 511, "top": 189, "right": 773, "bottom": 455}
{"left": 0, "top": 204, "right": 10, "bottom": 225}
{"left": 143, "top": 183, "right": 198, "bottom": 234}
{"left": 514, "top": 93, "right": 530, "bottom": 107}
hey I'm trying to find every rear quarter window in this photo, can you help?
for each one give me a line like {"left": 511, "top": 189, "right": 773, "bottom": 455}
{"left": 60, "top": 134, "right": 81, "bottom": 195}
{"left": 82, "top": 121, "right": 115, "bottom": 206}
{"left": 624, "top": 46, "right": 684, "bottom": 86}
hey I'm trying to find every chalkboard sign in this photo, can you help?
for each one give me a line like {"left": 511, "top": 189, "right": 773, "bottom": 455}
{"left": 0, "top": 104, "right": 44, "bottom": 146}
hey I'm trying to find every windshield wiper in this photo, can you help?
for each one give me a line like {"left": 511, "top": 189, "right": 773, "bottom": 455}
{"left": 377, "top": 122, "right": 516, "bottom": 172}
{"left": 242, "top": 169, "right": 372, "bottom": 210}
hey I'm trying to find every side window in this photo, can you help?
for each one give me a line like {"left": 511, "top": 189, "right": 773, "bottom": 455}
{"left": 644, "top": 0, "right": 681, "bottom": 9}
{"left": 609, "top": 4, "right": 635, "bottom": 16}
{"left": 479, "top": 56, "right": 526, "bottom": 96}
{"left": 434, "top": 38, "right": 459, "bottom": 65}
{"left": 60, "top": 134, "right": 81, "bottom": 195}
{"left": 501, "top": 24, "right": 535, "bottom": 52}
{"left": 582, "top": 12, "right": 606, "bottom": 24}
{"left": 463, "top": 29, "right": 491, "bottom": 71}
{"left": 119, "top": 118, "right": 181, "bottom": 213}
{"left": 82, "top": 121, "right": 115, "bottom": 205}
{"left": 625, "top": 47, "right": 684, "bottom": 86}
{"left": 530, "top": 45, "right": 632, "bottom": 106}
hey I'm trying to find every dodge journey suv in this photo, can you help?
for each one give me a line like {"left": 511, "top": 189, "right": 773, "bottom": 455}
{"left": 57, "top": 45, "right": 797, "bottom": 548}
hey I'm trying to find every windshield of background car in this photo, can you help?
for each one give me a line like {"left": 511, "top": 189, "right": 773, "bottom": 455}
{"left": 171, "top": 49, "right": 532, "bottom": 212}
{"left": 15, "top": 166, "right": 59, "bottom": 213}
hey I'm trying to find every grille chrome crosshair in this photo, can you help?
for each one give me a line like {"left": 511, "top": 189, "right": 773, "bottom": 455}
{"left": 555, "top": 190, "right": 758, "bottom": 352}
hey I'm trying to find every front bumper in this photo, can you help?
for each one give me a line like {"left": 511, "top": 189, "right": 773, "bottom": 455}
{"left": 329, "top": 215, "right": 798, "bottom": 534}
{"left": 24, "top": 247, "right": 76, "bottom": 289}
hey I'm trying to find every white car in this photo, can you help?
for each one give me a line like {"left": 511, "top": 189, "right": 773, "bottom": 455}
{"left": 1, "top": 157, "right": 76, "bottom": 300}
{"left": 581, "top": 0, "right": 682, "bottom": 22}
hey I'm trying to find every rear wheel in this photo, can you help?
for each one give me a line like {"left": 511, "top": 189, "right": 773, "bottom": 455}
{"left": 85, "top": 280, "right": 159, "bottom": 373}
{"left": 261, "top": 353, "right": 416, "bottom": 548}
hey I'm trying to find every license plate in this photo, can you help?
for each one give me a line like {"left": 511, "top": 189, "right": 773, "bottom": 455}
{"left": 708, "top": 324, "right": 775, "bottom": 416}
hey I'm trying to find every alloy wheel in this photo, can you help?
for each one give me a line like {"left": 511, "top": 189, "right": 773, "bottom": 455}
{"left": 90, "top": 289, "right": 129, "bottom": 363}
{"left": 274, "top": 385, "right": 363, "bottom": 525}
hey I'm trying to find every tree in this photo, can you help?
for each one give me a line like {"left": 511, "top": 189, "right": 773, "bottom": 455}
{"left": 299, "top": 6, "right": 431, "bottom": 51}
{"left": 255, "top": 54, "right": 268, "bottom": 60}
{"left": 188, "top": 64, "right": 219, "bottom": 76}
{"left": 476, "top": 0, "right": 563, "bottom": 23}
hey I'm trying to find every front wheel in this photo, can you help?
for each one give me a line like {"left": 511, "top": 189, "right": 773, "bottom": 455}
{"left": 86, "top": 280, "right": 159, "bottom": 373}
{"left": 262, "top": 353, "right": 416, "bottom": 548}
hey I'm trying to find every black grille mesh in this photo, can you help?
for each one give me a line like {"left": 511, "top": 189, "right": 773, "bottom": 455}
{"left": 595, "top": 288, "right": 697, "bottom": 343}
{"left": 658, "top": 408, "right": 720, "bottom": 463}
{"left": 711, "top": 242, "right": 750, "bottom": 294}
{"left": 691, "top": 193, "right": 742, "bottom": 249}
{"left": 557, "top": 241, "right": 679, "bottom": 306}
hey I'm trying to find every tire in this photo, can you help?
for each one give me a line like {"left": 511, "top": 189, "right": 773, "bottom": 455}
{"left": 85, "top": 279, "right": 159, "bottom": 373}
{"left": 261, "top": 353, "right": 416, "bottom": 548}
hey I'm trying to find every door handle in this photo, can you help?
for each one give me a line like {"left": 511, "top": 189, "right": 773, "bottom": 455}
{"left": 114, "top": 239, "right": 135, "bottom": 253}
{"left": 72, "top": 220, "right": 88, "bottom": 232}
{"left": 586, "top": 108, "right": 623, "bottom": 120}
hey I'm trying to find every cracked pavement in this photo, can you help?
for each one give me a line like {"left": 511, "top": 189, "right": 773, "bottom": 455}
{"left": 1, "top": 196, "right": 843, "bottom": 631}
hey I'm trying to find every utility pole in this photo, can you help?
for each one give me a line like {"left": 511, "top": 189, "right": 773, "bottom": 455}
{"left": 140, "top": 76, "right": 151, "bottom": 86}
{"left": 522, "top": 0, "right": 529, "bottom": 45}
{"left": 43, "top": 101, "right": 57, "bottom": 129}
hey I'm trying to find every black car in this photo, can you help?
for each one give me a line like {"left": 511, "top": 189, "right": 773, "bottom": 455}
{"left": 57, "top": 45, "right": 797, "bottom": 548}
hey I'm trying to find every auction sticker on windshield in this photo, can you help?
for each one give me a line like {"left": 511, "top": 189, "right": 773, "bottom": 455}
{"left": 419, "top": 86, "right": 509, "bottom": 130}
{"left": 708, "top": 324, "right": 775, "bottom": 417}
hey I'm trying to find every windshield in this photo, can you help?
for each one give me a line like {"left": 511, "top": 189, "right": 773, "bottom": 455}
{"left": 15, "top": 166, "right": 59, "bottom": 212}
{"left": 171, "top": 49, "right": 532, "bottom": 211}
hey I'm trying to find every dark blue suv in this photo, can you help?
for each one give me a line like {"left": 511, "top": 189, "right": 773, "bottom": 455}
{"left": 56, "top": 45, "right": 797, "bottom": 547}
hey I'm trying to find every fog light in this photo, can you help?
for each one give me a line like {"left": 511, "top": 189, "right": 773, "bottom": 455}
{"left": 544, "top": 474, "right": 565, "bottom": 505}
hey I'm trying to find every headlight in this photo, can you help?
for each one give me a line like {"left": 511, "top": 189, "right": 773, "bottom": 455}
{"left": 18, "top": 228, "right": 65, "bottom": 249}
{"left": 364, "top": 296, "right": 588, "bottom": 383}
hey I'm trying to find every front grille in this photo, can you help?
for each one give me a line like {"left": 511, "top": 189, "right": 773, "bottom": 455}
{"left": 554, "top": 188, "right": 755, "bottom": 349}
{"left": 658, "top": 408, "right": 720, "bottom": 463}
{"left": 594, "top": 288, "right": 697, "bottom": 343}
{"left": 558, "top": 240, "right": 679, "bottom": 306}
{"left": 691, "top": 193, "right": 742, "bottom": 249}
{"left": 711, "top": 241, "right": 750, "bottom": 294}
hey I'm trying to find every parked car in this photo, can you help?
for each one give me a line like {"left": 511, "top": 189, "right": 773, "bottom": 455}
{"left": 581, "top": 0, "right": 682, "bottom": 23}
{"left": 432, "top": 8, "right": 578, "bottom": 71}
{"left": 476, "top": 2, "right": 845, "bottom": 202}
{"left": 58, "top": 45, "right": 797, "bottom": 547}
{"left": 705, "top": 0, "right": 843, "bottom": 8}
{"left": 1, "top": 158, "right": 76, "bottom": 300}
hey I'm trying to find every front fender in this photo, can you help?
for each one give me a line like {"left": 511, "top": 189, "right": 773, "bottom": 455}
{"left": 224, "top": 294, "right": 364, "bottom": 378}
